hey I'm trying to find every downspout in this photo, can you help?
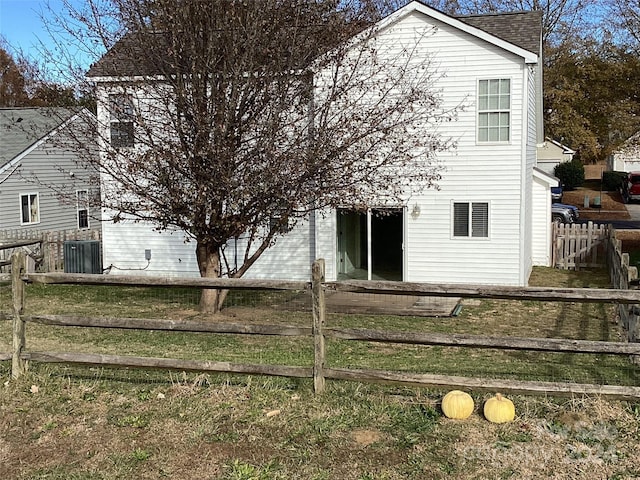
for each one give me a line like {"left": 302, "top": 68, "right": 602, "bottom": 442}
{"left": 519, "top": 63, "right": 530, "bottom": 286}
{"left": 307, "top": 71, "right": 317, "bottom": 269}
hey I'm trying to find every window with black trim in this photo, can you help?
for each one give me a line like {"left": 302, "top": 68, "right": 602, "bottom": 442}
{"left": 478, "top": 79, "right": 510, "bottom": 142}
{"left": 453, "top": 202, "right": 488, "bottom": 238}
{"left": 77, "top": 190, "right": 89, "bottom": 229}
{"left": 109, "top": 94, "right": 134, "bottom": 147}
{"left": 20, "top": 193, "right": 40, "bottom": 224}
{"left": 269, "top": 214, "right": 292, "bottom": 234}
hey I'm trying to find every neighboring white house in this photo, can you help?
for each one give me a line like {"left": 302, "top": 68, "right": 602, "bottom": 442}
{"left": 0, "top": 107, "right": 98, "bottom": 232}
{"left": 88, "top": 1, "right": 554, "bottom": 284}
{"left": 532, "top": 168, "right": 559, "bottom": 266}
{"left": 536, "top": 137, "right": 575, "bottom": 176}
{"left": 608, "top": 131, "right": 640, "bottom": 172}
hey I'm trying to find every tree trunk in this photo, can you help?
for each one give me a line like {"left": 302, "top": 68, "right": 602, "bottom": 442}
{"left": 196, "top": 241, "right": 223, "bottom": 313}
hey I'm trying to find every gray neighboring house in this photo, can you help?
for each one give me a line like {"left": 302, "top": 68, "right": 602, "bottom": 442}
{"left": 0, "top": 107, "right": 98, "bottom": 232}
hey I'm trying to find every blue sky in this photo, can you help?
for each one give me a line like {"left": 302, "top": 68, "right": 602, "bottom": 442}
{"left": 1, "top": 0, "right": 96, "bottom": 75}
{"left": 0, "top": 0, "right": 64, "bottom": 56}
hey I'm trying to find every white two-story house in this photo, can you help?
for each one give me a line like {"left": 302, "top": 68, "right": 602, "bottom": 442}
{"left": 87, "top": 1, "right": 553, "bottom": 285}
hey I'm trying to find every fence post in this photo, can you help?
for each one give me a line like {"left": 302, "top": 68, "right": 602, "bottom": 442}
{"left": 312, "top": 259, "right": 326, "bottom": 394}
{"left": 11, "top": 251, "right": 27, "bottom": 378}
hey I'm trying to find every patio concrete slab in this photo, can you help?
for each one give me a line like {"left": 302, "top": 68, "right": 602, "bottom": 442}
{"left": 284, "top": 291, "right": 461, "bottom": 317}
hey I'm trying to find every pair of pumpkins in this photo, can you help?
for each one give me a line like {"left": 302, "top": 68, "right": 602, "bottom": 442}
{"left": 441, "top": 390, "right": 515, "bottom": 423}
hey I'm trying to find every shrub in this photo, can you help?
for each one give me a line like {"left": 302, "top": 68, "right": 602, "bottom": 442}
{"left": 602, "top": 171, "right": 627, "bottom": 191}
{"left": 554, "top": 160, "right": 585, "bottom": 190}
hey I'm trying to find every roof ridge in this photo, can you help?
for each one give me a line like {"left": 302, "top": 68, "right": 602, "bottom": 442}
{"left": 456, "top": 10, "right": 537, "bottom": 18}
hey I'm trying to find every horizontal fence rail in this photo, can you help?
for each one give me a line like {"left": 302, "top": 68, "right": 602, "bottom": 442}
{"left": 24, "top": 272, "right": 310, "bottom": 291}
{"left": 20, "top": 272, "right": 640, "bottom": 304}
{"left": 330, "top": 280, "right": 640, "bottom": 304}
{"left": 2, "top": 252, "right": 640, "bottom": 399}
{"left": 324, "top": 328, "right": 640, "bottom": 355}
{"left": 322, "top": 369, "right": 640, "bottom": 399}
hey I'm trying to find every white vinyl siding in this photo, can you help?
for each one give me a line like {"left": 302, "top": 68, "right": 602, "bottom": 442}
{"left": 531, "top": 169, "right": 554, "bottom": 267}
{"left": 101, "top": 214, "right": 313, "bottom": 280}
{"left": 394, "top": 11, "right": 528, "bottom": 285}
{"left": 523, "top": 64, "right": 540, "bottom": 280}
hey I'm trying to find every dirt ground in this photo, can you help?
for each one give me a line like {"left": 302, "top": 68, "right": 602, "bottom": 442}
{"left": 562, "top": 180, "right": 640, "bottom": 253}
{"left": 562, "top": 187, "right": 630, "bottom": 221}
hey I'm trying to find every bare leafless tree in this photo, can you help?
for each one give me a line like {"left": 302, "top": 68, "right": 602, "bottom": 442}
{"left": 606, "top": 0, "right": 640, "bottom": 52}
{"left": 47, "top": 0, "right": 461, "bottom": 313}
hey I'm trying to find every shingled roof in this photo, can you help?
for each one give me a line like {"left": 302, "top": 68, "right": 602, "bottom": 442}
{"left": 0, "top": 108, "right": 77, "bottom": 169}
{"left": 87, "top": 3, "right": 542, "bottom": 79}
{"left": 457, "top": 11, "right": 542, "bottom": 55}
{"left": 86, "top": 32, "right": 165, "bottom": 78}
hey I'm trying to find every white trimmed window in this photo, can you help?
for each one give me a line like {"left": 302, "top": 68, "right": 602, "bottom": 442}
{"left": 77, "top": 190, "right": 89, "bottom": 229}
{"left": 109, "top": 94, "right": 134, "bottom": 148}
{"left": 20, "top": 193, "right": 40, "bottom": 225}
{"left": 478, "top": 79, "right": 510, "bottom": 143}
{"left": 453, "top": 202, "right": 489, "bottom": 238}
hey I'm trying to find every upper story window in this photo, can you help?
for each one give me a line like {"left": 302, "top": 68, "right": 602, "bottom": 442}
{"left": 20, "top": 193, "right": 40, "bottom": 225}
{"left": 453, "top": 202, "right": 489, "bottom": 238}
{"left": 478, "top": 79, "right": 510, "bottom": 143}
{"left": 109, "top": 94, "right": 134, "bottom": 148}
{"left": 77, "top": 190, "right": 89, "bottom": 229}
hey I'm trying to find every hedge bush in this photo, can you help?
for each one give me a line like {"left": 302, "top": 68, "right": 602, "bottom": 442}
{"left": 602, "top": 171, "right": 627, "bottom": 191}
{"left": 554, "top": 160, "right": 585, "bottom": 190}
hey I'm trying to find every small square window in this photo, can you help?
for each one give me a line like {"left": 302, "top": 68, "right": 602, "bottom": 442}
{"left": 453, "top": 202, "right": 489, "bottom": 238}
{"left": 110, "top": 122, "right": 134, "bottom": 148}
{"left": 269, "top": 215, "right": 291, "bottom": 234}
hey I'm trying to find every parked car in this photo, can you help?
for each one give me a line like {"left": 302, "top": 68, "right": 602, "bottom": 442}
{"left": 552, "top": 203, "right": 579, "bottom": 224}
{"left": 551, "top": 185, "right": 563, "bottom": 203}
{"left": 621, "top": 172, "right": 640, "bottom": 203}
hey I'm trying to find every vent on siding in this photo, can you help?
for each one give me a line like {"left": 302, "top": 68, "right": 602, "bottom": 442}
{"left": 63, "top": 240, "right": 102, "bottom": 274}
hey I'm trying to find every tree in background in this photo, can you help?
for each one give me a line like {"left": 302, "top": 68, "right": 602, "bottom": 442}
{"left": 0, "top": 39, "right": 93, "bottom": 109}
{"left": 0, "top": 44, "right": 30, "bottom": 107}
{"left": 544, "top": 37, "right": 640, "bottom": 163}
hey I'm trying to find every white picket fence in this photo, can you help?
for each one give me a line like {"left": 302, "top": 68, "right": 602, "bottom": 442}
{"left": 552, "top": 221, "right": 610, "bottom": 270}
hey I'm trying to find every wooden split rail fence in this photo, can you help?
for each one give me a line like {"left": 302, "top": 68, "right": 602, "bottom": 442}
{"left": 3, "top": 252, "right": 640, "bottom": 399}
{"left": 608, "top": 231, "right": 640, "bottom": 343}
